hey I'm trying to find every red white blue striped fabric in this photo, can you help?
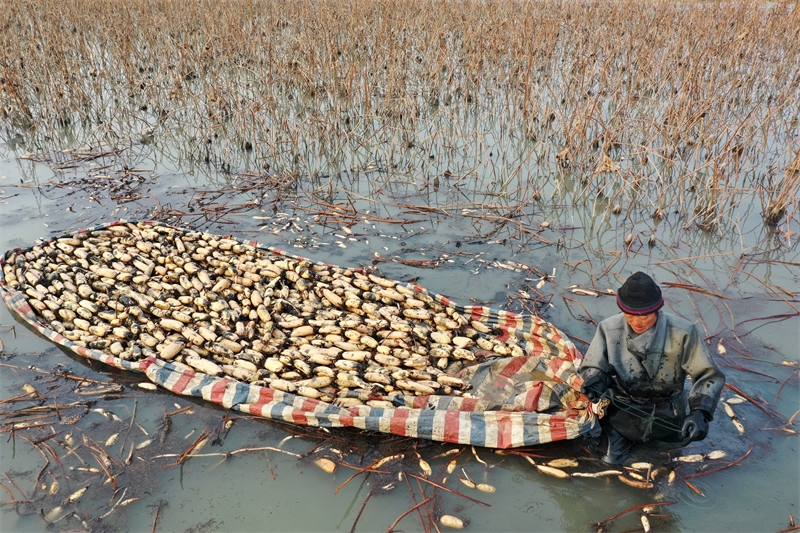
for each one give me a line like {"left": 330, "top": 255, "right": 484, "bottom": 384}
{"left": 0, "top": 220, "right": 594, "bottom": 448}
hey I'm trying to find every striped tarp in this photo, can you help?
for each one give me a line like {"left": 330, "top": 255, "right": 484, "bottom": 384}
{"left": 0, "top": 220, "right": 595, "bottom": 448}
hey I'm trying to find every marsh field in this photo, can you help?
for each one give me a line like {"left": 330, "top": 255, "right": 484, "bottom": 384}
{"left": 0, "top": 1, "right": 799, "bottom": 532}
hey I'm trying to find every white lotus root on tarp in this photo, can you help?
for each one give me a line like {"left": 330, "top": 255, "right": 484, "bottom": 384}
{"left": 0, "top": 220, "right": 595, "bottom": 448}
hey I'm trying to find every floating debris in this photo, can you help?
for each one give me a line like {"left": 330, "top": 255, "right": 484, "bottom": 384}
{"left": 617, "top": 475, "right": 653, "bottom": 490}
{"left": 440, "top": 515, "right": 466, "bottom": 529}
{"left": 105, "top": 432, "right": 119, "bottom": 447}
{"left": 446, "top": 459, "right": 458, "bottom": 474}
{"left": 675, "top": 454, "right": 705, "bottom": 463}
{"left": 722, "top": 402, "right": 746, "bottom": 434}
{"left": 524, "top": 456, "right": 569, "bottom": 479}
{"left": 43, "top": 505, "right": 65, "bottom": 523}
{"left": 723, "top": 403, "right": 737, "bottom": 418}
{"left": 547, "top": 458, "right": 579, "bottom": 468}
{"left": 459, "top": 475, "right": 476, "bottom": 489}
{"left": 66, "top": 484, "right": 89, "bottom": 504}
{"left": 571, "top": 470, "right": 623, "bottom": 478}
{"left": 570, "top": 288, "right": 599, "bottom": 297}
{"left": 476, "top": 483, "right": 497, "bottom": 493}
{"left": 70, "top": 466, "right": 100, "bottom": 473}
{"left": 536, "top": 465, "right": 569, "bottom": 479}
{"left": 626, "top": 471, "right": 647, "bottom": 481}
{"left": 313, "top": 457, "right": 337, "bottom": 474}
{"left": 93, "top": 408, "right": 121, "bottom": 422}
{"left": 418, "top": 457, "right": 432, "bottom": 478}
{"left": 135, "top": 438, "right": 153, "bottom": 450}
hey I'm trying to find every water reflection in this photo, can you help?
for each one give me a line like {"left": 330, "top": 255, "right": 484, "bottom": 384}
{"left": 0, "top": 137, "right": 797, "bottom": 533}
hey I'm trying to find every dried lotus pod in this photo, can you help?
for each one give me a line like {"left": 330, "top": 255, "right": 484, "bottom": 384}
{"left": 470, "top": 320, "right": 491, "bottom": 333}
{"left": 451, "top": 348, "right": 475, "bottom": 361}
{"left": 6, "top": 223, "right": 540, "bottom": 406}
{"left": 297, "top": 386, "right": 322, "bottom": 399}
{"left": 263, "top": 357, "right": 284, "bottom": 373}
{"left": 222, "top": 364, "right": 258, "bottom": 382}
{"left": 437, "top": 375, "right": 466, "bottom": 389}
{"left": 299, "top": 376, "right": 333, "bottom": 389}
{"left": 364, "top": 372, "right": 392, "bottom": 386}
{"left": 234, "top": 359, "right": 258, "bottom": 373}
{"left": 375, "top": 353, "right": 401, "bottom": 367}
{"left": 452, "top": 336, "right": 474, "bottom": 348}
{"left": 184, "top": 354, "right": 223, "bottom": 376}
{"left": 402, "top": 356, "right": 429, "bottom": 369}
{"left": 268, "top": 379, "right": 296, "bottom": 392}
{"left": 476, "top": 337, "right": 494, "bottom": 350}
{"left": 430, "top": 331, "right": 452, "bottom": 344}
{"left": 396, "top": 379, "right": 435, "bottom": 395}
{"left": 331, "top": 354, "right": 361, "bottom": 370}
{"left": 341, "top": 350, "right": 370, "bottom": 362}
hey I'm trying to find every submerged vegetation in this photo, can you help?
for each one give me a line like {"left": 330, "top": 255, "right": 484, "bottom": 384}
{"left": 1, "top": 2, "right": 799, "bottom": 532}
{"left": 1, "top": 0, "right": 798, "bottom": 233}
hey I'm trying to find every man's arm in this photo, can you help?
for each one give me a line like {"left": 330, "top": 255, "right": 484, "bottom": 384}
{"left": 682, "top": 324, "right": 726, "bottom": 419}
{"left": 579, "top": 321, "right": 614, "bottom": 400}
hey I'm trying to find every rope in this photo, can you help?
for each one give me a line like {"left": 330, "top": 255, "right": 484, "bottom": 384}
{"left": 600, "top": 391, "right": 684, "bottom": 433}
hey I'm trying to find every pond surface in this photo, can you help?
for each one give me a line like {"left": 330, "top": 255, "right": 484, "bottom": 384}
{"left": 0, "top": 140, "right": 797, "bottom": 533}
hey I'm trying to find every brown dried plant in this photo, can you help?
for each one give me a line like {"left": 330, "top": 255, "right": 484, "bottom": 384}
{"left": 0, "top": 0, "right": 798, "bottom": 230}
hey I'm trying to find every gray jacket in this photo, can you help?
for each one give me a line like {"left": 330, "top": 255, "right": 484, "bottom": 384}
{"left": 580, "top": 311, "right": 725, "bottom": 418}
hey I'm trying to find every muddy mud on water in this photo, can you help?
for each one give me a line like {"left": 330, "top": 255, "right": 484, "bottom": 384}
{"left": 0, "top": 137, "right": 797, "bottom": 533}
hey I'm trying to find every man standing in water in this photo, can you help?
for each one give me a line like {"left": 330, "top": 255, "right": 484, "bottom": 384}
{"left": 579, "top": 272, "right": 726, "bottom": 464}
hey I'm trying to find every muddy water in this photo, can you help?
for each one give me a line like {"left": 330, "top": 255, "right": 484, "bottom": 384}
{"left": 0, "top": 142, "right": 797, "bottom": 533}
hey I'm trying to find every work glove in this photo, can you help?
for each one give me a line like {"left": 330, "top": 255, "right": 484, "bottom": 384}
{"left": 580, "top": 370, "right": 610, "bottom": 402}
{"left": 680, "top": 410, "right": 710, "bottom": 445}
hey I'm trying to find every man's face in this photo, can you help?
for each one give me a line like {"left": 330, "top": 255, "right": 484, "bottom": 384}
{"left": 623, "top": 312, "right": 658, "bottom": 334}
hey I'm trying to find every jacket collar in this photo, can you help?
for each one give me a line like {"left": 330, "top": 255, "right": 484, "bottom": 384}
{"left": 625, "top": 310, "right": 667, "bottom": 378}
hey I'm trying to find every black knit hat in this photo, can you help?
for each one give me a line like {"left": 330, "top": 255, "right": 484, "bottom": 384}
{"left": 616, "top": 272, "right": 664, "bottom": 315}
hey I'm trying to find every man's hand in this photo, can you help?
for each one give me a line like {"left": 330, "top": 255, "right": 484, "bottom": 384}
{"left": 681, "top": 410, "right": 709, "bottom": 444}
{"left": 580, "top": 371, "right": 610, "bottom": 402}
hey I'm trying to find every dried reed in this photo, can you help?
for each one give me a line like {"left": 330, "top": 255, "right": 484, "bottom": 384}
{"left": 1, "top": 0, "right": 798, "bottom": 230}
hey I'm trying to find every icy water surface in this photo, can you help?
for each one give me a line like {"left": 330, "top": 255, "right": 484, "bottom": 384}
{"left": 0, "top": 141, "right": 797, "bottom": 533}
